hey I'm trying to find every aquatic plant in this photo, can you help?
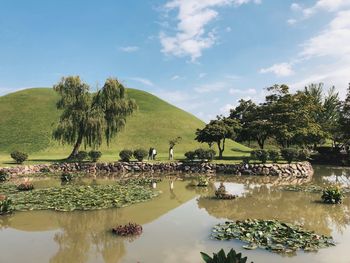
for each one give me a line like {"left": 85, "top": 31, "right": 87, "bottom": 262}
{"left": 201, "top": 249, "right": 252, "bottom": 263}
{"left": 212, "top": 219, "right": 335, "bottom": 254}
{"left": 0, "top": 195, "right": 12, "bottom": 215}
{"left": 197, "top": 176, "right": 209, "bottom": 187}
{"left": 282, "top": 184, "right": 350, "bottom": 194}
{"left": 321, "top": 186, "right": 344, "bottom": 204}
{"left": 61, "top": 172, "right": 73, "bottom": 182}
{"left": 112, "top": 223, "right": 143, "bottom": 236}
{"left": 0, "top": 171, "right": 9, "bottom": 182}
{"left": 0, "top": 182, "right": 159, "bottom": 212}
{"left": 215, "top": 183, "right": 237, "bottom": 200}
{"left": 10, "top": 151, "right": 28, "bottom": 164}
{"left": 17, "top": 182, "right": 34, "bottom": 191}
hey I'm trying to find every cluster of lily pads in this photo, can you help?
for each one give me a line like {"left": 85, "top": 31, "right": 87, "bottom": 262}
{"left": 201, "top": 249, "right": 252, "bottom": 263}
{"left": 0, "top": 181, "right": 159, "bottom": 212}
{"left": 212, "top": 219, "right": 335, "bottom": 254}
{"left": 112, "top": 222, "right": 143, "bottom": 236}
{"left": 282, "top": 184, "right": 350, "bottom": 194}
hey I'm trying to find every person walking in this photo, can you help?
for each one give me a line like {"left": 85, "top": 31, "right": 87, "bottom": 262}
{"left": 169, "top": 146, "right": 174, "bottom": 160}
{"left": 148, "top": 148, "right": 153, "bottom": 160}
{"left": 152, "top": 148, "right": 157, "bottom": 160}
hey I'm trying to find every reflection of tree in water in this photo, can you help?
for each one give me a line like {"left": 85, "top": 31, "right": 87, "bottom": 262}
{"left": 50, "top": 210, "right": 127, "bottom": 263}
{"left": 198, "top": 185, "right": 350, "bottom": 236}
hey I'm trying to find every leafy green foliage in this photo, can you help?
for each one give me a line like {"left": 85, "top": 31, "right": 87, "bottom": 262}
{"left": 195, "top": 117, "right": 241, "bottom": 159}
{"left": 17, "top": 182, "right": 34, "bottom": 191}
{"left": 76, "top": 151, "right": 88, "bottom": 162}
{"left": 200, "top": 249, "right": 251, "bottom": 263}
{"left": 0, "top": 181, "right": 159, "bottom": 212}
{"left": 88, "top": 150, "right": 102, "bottom": 162}
{"left": 268, "top": 150, "right": 280, "bottom": 162}
{"left": 0, "top": 195, "right": 12, "bottom": 214}
{"left": 321, "top": 186, "right": 344, "bottom": 204}
{"left": 169, "top": 136, "right": 182, "bottom": 148}
{"left": 112, "top": 223, "right": 143, "bottom": 236}
{"left": 212, "top": 219, "right": 335, "bottom": 254}
{"left": 53, "top": 76, "right": 137, "bottom": 159}
{"left": 119, "top": 149, "right": 133, "bottom": 162}
{"left": 61, "top": 172, "right": 73, "bottom": 182}
{"left": 197, "top": 176, "right": 209, "bottom": 187}
{"left": 280, "top": 148, "right": 299, "bottom": 163}
{"left": 250, "top": 150, "right": 269, "bottom": 163}
{"left": 0, "top": 170, "right": 9, "bottom": 182}
{"left": 133, "top": 148, "right": 148, "bottom": 161}
{"left": 297, "top": 149, "right": 310, "bottom": 161}
{"left": 10, "top": 151, "right": 28, "bottom": 164}
{"left": 184, "top": 151, "right": 196, "bottom": 161}
{"left": 194, "top": 148, "right": 216, "bottom": 161}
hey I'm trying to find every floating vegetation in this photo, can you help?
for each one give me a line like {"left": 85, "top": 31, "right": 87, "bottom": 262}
{"left": 61, "top": 172, "right": 73, "bottom": 182}
{"left": 212, "top": 219, "right": 335, "bottom": 254}
{"left": 0, "top": 171, "right": 9, "bottom": 182}
{"left": 0, "top": 195, "right": 12, "bottom": 215}
{"left": 112, "top": 223, "right": 143, "bottom": 236}
{"left": 282, "top": 184, "right": 350, "bottom": 194}
{"left": 122, "top": 178, "right": 162, "bottom": 186}
{"left": 0, "top": 182, "right": 159, "bottom": 212}
{"left": 321, "top": 186, "right": 344, "bottom": 204}
{"left": 200, "top": 249, "right": 252, "bottom": 263}
{"left": 197, "top": 176, "right": 209, "bottom": 187}
{"left": 215, "top": 183, "right": 237, "bottom": 200}
{"left": 17, "top": 182, "right": 34, "bottom": 191}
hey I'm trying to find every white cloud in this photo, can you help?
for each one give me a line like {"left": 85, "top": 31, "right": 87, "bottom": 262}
{"left": 198, "top": 72, "right": 207, "bottom": 78}
{"left": 194, "top": 81, "right": 227, "bottom": 93}
{"left": 225, "top": 26, "right": 232, "bottom": 32}
{"left": 171, "top": 75, "right": 180, "bottom": 80}
{"left": 159, "top": 0, "right": 260, "bottom": 61}
{"left": 260, "top": 63, "right": 294, "bottom": 77}
{"left": 119, "top": 46, "right": 139, "bottom": 52}
{"left": 128, "top": 77, "right": 154, "bottom": 87}
{"left": 287, "top": 19, "right": 297, "bottom": 25}
{"left": 225, "top": 74, "right": 240, "bottom": 80}
{"left": 229, "top": 88, "right": 256, "bottom": 95}
{"left": 291, "top": 3, "right": 301, "bottom": 11}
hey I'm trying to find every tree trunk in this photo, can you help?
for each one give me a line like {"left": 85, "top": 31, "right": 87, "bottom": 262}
{"left": 68, "top": 134, "right": 83, "bottom": 160}
{"left": 217, "top": 138, "right": 225, "bottom": 160}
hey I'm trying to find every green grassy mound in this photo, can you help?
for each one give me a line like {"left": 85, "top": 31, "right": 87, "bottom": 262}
{"left": 0, "top": 88, "right": 250, "bottom": 164}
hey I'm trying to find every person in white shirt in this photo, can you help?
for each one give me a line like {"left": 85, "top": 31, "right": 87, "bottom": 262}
{"left": 169, "top": 147, "right": 174, "bottom": 160}
{"left": 152, "top": 148, "right": 157, "bottom": 160}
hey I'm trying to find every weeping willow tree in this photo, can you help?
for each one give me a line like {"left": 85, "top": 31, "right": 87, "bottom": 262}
{"left": 53, "top": 76, "right": 137, "bottom": 159}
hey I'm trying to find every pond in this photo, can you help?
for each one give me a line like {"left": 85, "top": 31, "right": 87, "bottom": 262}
{"left": 1, "top": 165, "right": 350, "bottom": 263}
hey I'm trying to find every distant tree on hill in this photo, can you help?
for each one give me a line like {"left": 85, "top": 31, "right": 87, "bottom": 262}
{"left": 53, "top": 76, "right": 137, "bottom": 159}
{"left": 195, "top": 117, "right": 241, "bottom": 159}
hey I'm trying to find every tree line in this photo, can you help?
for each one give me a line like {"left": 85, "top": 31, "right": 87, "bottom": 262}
{"left": 196, "top": 83, "right": 350, "bottom": 159}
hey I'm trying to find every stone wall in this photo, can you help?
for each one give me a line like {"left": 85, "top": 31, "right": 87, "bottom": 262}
{"left": 0, "top": 161, "right": 314, "bottom": 179}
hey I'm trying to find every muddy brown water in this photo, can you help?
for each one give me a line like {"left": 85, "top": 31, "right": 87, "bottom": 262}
{"left": 1, "top": 165, "right": 350, "bottom": 263}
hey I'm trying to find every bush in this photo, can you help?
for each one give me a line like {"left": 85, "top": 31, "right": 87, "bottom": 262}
{"left": 242, "top": 157, "right": 251, "bottom": 165}
{"left": 194, "top": 148, "right": 216, "bottom": 161}
{"left": 185, "top": 151, "right": 196, "bottom": 161}
{"left": 10, "top": 151, "right": 28, "bottom": 164}
{"left": 0, "top": 195, "right": 12, "bottom": 215}
{"left": 250, "top": 150, "right": 269, "bottom": 164}
{"left": 195, "top": 148, "right": 206, "bottom": 160}
{"left": 112, "top": 223, "right": 143, "bottom": 236}
{"left": 206, "top": 149, "right": 216, "bottom": 161}
{"left": 17, "top": 182, "right": 34, "bottom": 191}
{"left": 76, "top": 151, "right": 88, "bottom": 162}
{"left": 268, "top": 150, "right": 280, "bottom": 163}
{"left": 280, "top": 148, "right": 299, "bottom": 164}
{"left": 119, "top": 149, "right": 133, "bottom": 162}
{"left": 297, "top": 149, "right": 311, "bottom": 161}
{"left": 200, "top": 249, "right": 251, "bottom": 263}
{"left": 88, "top": 150, "right": 102, "bottom": 162}
{"left": 133, "top": 148, "right": 148, "bottom": 161}
{"left": 321, "top": 186, "right": 344, "bottom": 204}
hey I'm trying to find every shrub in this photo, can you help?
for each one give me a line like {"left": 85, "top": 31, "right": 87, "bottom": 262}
{"left": 10, "top": 151, "right": 28, "bottom": 164}
{"left": 76, "top": 151, "right": 88, "bottom": 162}
{"left": 61, "top": 172, "right": 73, "bottom": 182}
{"left": 206, "top": 149, "right": 216, "bottom": 161}
{"left": 0, "top": 195, "right": 12, "bottom": 215}
{"left": 185, "top": 151, "right": 196, "bottom": 161}
{"left": 250, "top": 150, "right": 269, "bottom": 164}
{"left": 195, "top": 148, "right": 206, "bottom": 160}
{"left": 242, "top": 157, "right": 250, "bottom": 165}
{"left": 280, "top": 148, "right": 299, "bottom": 164}
{"left": 119, "top": 149, "right": 133, "bottom": 162}
{"left": 0, "top": 170, "right": 9, "bottom": 182}
{"left": 17, "top": 182, "right": 34, "bottom": 191}
{"left": 297, "top": 149, "right": 311, "bottom": 161}
{"left": 133, "top": 148, "right": 148, "bottom": 161}
{"left": 321, "top": 186, "right": 344, "bottom": 204}
{"left": 200, "top": 249, "right": 251, "bottom": 263}
{"left": 88, "top": 150, "right": 102, "bottom": 162}
{"left": 112, "top": 223, "right": 143, "bottom": 236}
{"left": 268, "top": 150, "right": 280, "bottom": 163}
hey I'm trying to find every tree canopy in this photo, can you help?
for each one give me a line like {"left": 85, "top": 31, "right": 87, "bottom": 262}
{"left": 53, "top": 76, "right": 137, "bottom": 159}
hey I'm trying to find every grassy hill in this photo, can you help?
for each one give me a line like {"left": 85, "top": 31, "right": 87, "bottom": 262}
{"left": 0, "top": 88, "right": 250, "bottom": 165}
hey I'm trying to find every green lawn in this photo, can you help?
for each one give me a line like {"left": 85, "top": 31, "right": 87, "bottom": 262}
{"left": 0, "top": 87, "right": 251, "bottom": 167}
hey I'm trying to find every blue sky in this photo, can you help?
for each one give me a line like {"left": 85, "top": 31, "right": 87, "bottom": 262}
{"left": 1, "top": 0, "right": 350, "bottom": 121}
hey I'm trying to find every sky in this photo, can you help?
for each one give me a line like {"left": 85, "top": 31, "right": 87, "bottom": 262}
{"left": 0, "top": 0, "right": 350, "bottom": 121}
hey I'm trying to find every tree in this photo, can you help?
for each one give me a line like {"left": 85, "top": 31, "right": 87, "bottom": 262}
{"left": 53, "top": 76, "right": 137, "bottom": 159}
{"left": 195, "top": 117, "right": 240, "bottom": 159}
